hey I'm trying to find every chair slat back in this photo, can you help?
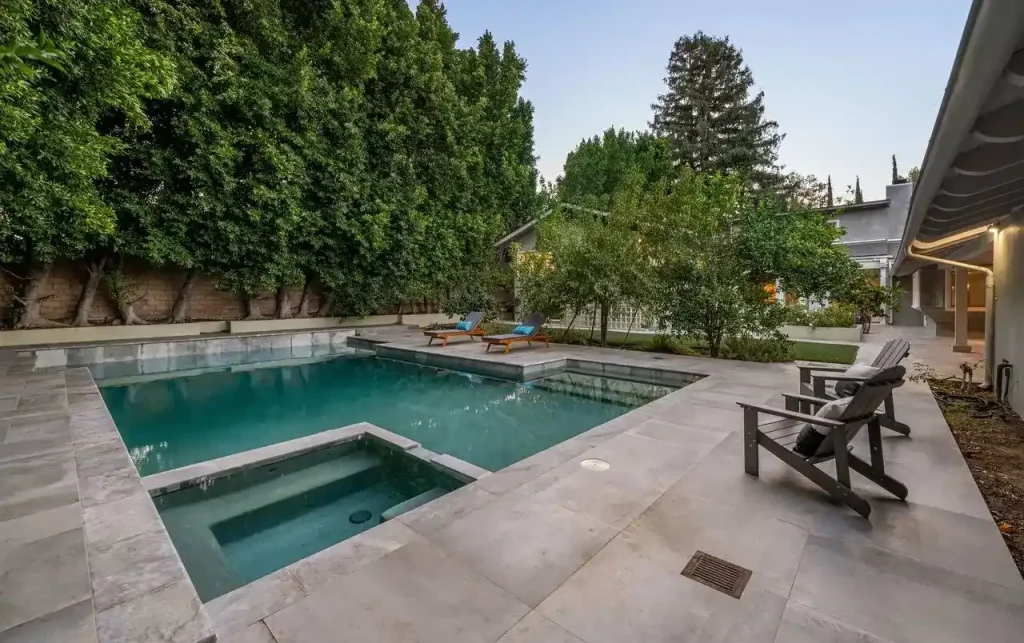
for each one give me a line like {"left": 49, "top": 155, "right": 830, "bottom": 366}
{"left": 522, "top": 313, "right": 545, "bottom": 333}
{"left": 464, "top": 311, "right": 484, "bottom": 329}
{"left": 812, "top": 365, "right": 905, "bottom": 458}
{"left": 871, "top": 338, "right": 911, "bottom": 369}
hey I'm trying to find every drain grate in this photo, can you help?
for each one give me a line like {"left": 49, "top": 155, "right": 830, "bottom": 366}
{"left": 680, "top": 551, "right": 751, "bottom": 599}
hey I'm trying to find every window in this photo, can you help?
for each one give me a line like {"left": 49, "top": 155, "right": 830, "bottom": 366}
{"left": 944, "top": 269, "right": 986, "bottom": 310}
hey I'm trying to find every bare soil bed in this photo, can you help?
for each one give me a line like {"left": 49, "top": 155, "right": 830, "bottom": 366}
{"left": 929, "top": 379, "right": 1024, "bottom": 577}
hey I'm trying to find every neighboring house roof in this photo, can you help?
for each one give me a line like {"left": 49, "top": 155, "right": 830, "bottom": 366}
{"left": 493, "top": 204, "right": 608, "bottom": 248}
{"left": 493, "top": 209, "right": 551, "bottom": 248}
{"left": 895, "top": 0, "right": 1024, "bottom": 273}
{"left": 805, "top": 199, "right": 890, "bottom": 215}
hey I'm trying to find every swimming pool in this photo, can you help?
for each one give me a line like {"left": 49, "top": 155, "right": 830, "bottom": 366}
{"left": 99, "top": 353, "right": 675, "bottom": 476}
{"left": 156, "top": 437, "right": 462, "bottom": 601}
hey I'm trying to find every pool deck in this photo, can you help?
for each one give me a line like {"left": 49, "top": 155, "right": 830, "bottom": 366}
{"left": 2, "top": 328, "right": 1023, "bottom": 642}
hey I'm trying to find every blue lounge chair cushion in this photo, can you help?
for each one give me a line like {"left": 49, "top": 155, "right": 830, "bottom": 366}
{"left": 456, "top": 321, "right": 473, "bottom": 331}
{"left": 513, "top": 325, "right": 535, "bottom": 336}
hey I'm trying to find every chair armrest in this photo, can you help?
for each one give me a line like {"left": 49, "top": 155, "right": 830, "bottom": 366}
{"left": 797, "top": 363, "right": 846, "bottom": 374}
{"left": 782, "top": 393, "right": 831, "bottom": 408}
{"left": 810, "top": 373, "right": 868, "bottom": 382}
{"left": 736, "top": 401, "right": 844, "bottom": 428}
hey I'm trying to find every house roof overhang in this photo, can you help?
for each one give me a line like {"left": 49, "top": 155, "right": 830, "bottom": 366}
{"left": 895, "top": 0, "right": 1024, "bottom": 275}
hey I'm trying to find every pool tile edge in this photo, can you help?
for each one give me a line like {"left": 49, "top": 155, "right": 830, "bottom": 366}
{"left": 68, "top": 367, "right": 217, "bottom": 643}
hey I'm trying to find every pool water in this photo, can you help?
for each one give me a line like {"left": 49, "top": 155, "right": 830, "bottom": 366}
{"left": 155, "top": 439, "right": 462, "bottom": 601}
{"left": 100, "top": 353, "right": 674, "bottom": 476}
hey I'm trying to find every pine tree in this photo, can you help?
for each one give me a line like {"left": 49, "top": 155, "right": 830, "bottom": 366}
{"left": 891, "top": 155, "right": 899, "bottom": 184}
{"left": 651, "top": 32, "right": 783, "bottom": 189}
{"left": 854, "top": 176, "right": 864, "bottom": 204}
{"left": 826, "top": 175, "right": 834, "bottom": 208}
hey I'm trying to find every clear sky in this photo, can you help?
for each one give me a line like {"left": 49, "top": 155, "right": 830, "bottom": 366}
{"left": 432, "top": 0, "right": 971, "bottom": 201}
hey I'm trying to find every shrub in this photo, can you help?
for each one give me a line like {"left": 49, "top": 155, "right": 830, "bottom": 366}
{"left": 721, "top": 334, "right": 794, "bottom": 362}
{"left": 807, "top": 303, "right": 856, "bottom": 328}
{"left": 783, "top": 303, "right": 855, "bottom": 328}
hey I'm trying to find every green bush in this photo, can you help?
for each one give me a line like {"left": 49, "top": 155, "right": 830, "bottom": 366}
{"left": 720, "top": 334, "right": 794, "bottom": 362}
{"left": 783, "top": 303, "right": 855, "bottom": 328}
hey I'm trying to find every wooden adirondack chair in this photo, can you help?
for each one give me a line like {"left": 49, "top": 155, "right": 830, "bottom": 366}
{"left": 796, "top": 337, "right": 912, "bottom": 436}
{"left": 739, "top": 365, "right": 909, "bottom": 518}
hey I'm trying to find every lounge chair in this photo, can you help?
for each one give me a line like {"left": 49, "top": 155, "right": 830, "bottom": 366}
{"left": 738, "top": 365, "right": 909, "bottom": 518}
{"left": 424, "top": 311, "right": 485, "bottom": 347}
{"left": 796, "top": 337, "right": 911, "bottom": 436}
{"left": 482, "top": 314, "right": 548, "bottom": 354}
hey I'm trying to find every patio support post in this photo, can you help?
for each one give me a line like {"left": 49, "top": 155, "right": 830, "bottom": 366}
{"left": 953, "top": 267, "right": 971, "bottom": 353}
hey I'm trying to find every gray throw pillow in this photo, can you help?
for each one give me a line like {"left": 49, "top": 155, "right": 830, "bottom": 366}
{"left": 834, "top": 362, "right": 881, "bottom": 398}
{"left": 793, "top": 397, "right": 851, "bottom": 457}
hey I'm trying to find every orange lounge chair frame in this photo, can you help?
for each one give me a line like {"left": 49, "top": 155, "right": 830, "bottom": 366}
{"left": 482, "top": 332, "right": 549, "bottom": 354}
{"left": 425, "top": 326, "right": 486, "bottom": 347}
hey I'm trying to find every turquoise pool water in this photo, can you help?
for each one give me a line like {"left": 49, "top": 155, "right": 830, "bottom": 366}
{"left": 100, "top": 353, "right": 672, "bottom": 476}
{"left": 155, "top": 439, "right": 461, "bottom": 601}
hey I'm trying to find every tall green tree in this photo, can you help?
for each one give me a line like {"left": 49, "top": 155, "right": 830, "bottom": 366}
{"left": 0, "top": 0, "right": 174, "bottom": 327}
{"left": 651, "top": 31, "right": 782, "bottom": 190}
{"left": 557, "top": 128, "right": 673, "bottom": 209}
{"left": 826, "top": 174, "right": 834, "bottom": 208}
{"left": 854, "top": 176, "right": 864, "bottom": 204}
{"left": 643, "top": 170, "right": 856, "bottom": 357}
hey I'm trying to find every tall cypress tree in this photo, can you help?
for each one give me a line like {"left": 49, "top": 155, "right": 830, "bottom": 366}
{"left": 891, "top": 155, "right": 899, "bottom": 184}
{"left": 854, "top": 176, "right": 864, "bottom": 204}
{"left": 826, "top": 175, "right": 834, "bottom": 208}
{"left": 651, "top": 31, "right": 783, "bottom": 189}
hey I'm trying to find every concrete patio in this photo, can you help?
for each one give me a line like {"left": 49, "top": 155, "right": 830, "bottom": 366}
{"left": 1, "top": 327, "right": 1021, "bottom": 643}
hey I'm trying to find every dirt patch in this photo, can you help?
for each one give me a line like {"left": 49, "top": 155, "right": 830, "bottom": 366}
{"left": 928, "top": 378, "right": 1024, "bottom": 578}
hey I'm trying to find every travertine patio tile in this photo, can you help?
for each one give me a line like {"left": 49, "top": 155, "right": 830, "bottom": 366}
{"left": 790, "top": 534, "right": 1024, "bottom": 643}
{"left": 772, "top": 601, "right": 894, "bottom": 643}
{"left": 0, "top": 528, "right": 91, "bottom": 632}
{"left": 0, "top": 599, "right": 97, "bottom": 643}
{"left": 537, "top": 525, "right": 787, "bottom": 643}
{"left": 288, "top": 519, "right": 424, "bottom": 594}
{"left": 396, "top": 484, "right": 495, "bottom": 538}
{"left": 88, "top": 527, "right": 186, "bottom": 612}
{"left": 216, "top": 622, "right": 276, "bottom": 643}
{"left": 431, "top": 492, "right": 617, "bottom": 607}
{"left": 206, "top": 569, "right": 306, "bottom": 636}
{"left": 95, "top": 579, "right": 215, "bottom": 643}
{"left": 634, "top": 487, "right": 809, "bottom": 597}
{"left": 266, "top": 540, "right": 529, "bottom": 643}
{"left": 495, "top": 611, "right": 583, "bottom": 643}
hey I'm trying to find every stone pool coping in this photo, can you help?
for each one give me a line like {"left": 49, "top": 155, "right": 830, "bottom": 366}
{"left": 19, "top": 327, "right": 356, "bottom": 370}
{"left": 374, "top": 341, "right": 705, "bottom": 386}
{"left": 143, "top": 422, "right": 489, "bottom": 496}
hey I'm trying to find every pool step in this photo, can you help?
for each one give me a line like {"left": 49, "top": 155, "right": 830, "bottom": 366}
{"left": 531, "top": 372, "right": 673, "bottom": 406}
{"left": 199, "top": 451, "right": 383, "bottom": 525}
{"left": 379, "top": 487, "right": 447, "bottom": 522}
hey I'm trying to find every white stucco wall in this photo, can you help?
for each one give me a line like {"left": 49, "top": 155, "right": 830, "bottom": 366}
{"left": 994, "top": 209, "right": 1024, "bottom": 415}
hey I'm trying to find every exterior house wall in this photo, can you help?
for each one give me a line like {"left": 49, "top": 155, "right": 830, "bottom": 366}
{"left": 835, "top": 183, "right": 912, "bottom": 263}
{"left": 915, "top": 264, "right": 987, "bottom": 337}
{"left": 994, "top": 209, "right": 1024, "bottom": 415}
{"left": 892, "top": 274, "right": 924, "bottom": 327}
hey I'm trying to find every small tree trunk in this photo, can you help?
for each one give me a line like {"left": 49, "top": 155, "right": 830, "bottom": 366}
{"left": 119, "top": 301, "right": 148, "bottom": 325}
{"left": 295, "top": 276, "right": 314, "bottom": 318}
{"left": 558, "top": 311, "right": 580, "bottom": 341}
{"left": 171, "top": 269, "right": 197, "bottom": 323}
{"left": 73, "top": 256, "right": 108, "bottom": 327}
{"left": 599, "top": 302, "right": 609, "bottom": 347}
{"left": 276, "top": 286, "right": 293, "bottom": 319}
{"left": 244, "top": 294, "right": 263, "bottom": 320}
{"left": 623, "top": 309, "right": 637, "bottom": 345}
{"left": 14, "top": 261, "right": 65, "bottom": 329}
{"left": 588, "top": 306, "right": 597, "bottom": 343}
{"left": 319, "top": 293, "right": 335, "bottom": 318}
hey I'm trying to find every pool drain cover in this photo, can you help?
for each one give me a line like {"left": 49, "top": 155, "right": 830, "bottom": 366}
{"left": 349, "top": 510, "right": 373, "bottom": 524}
{"left": 580, "top": 459, "right": 610, "bottom": 471}
{"left": 680, "top": 551, "right": 751, "bottom": 599}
